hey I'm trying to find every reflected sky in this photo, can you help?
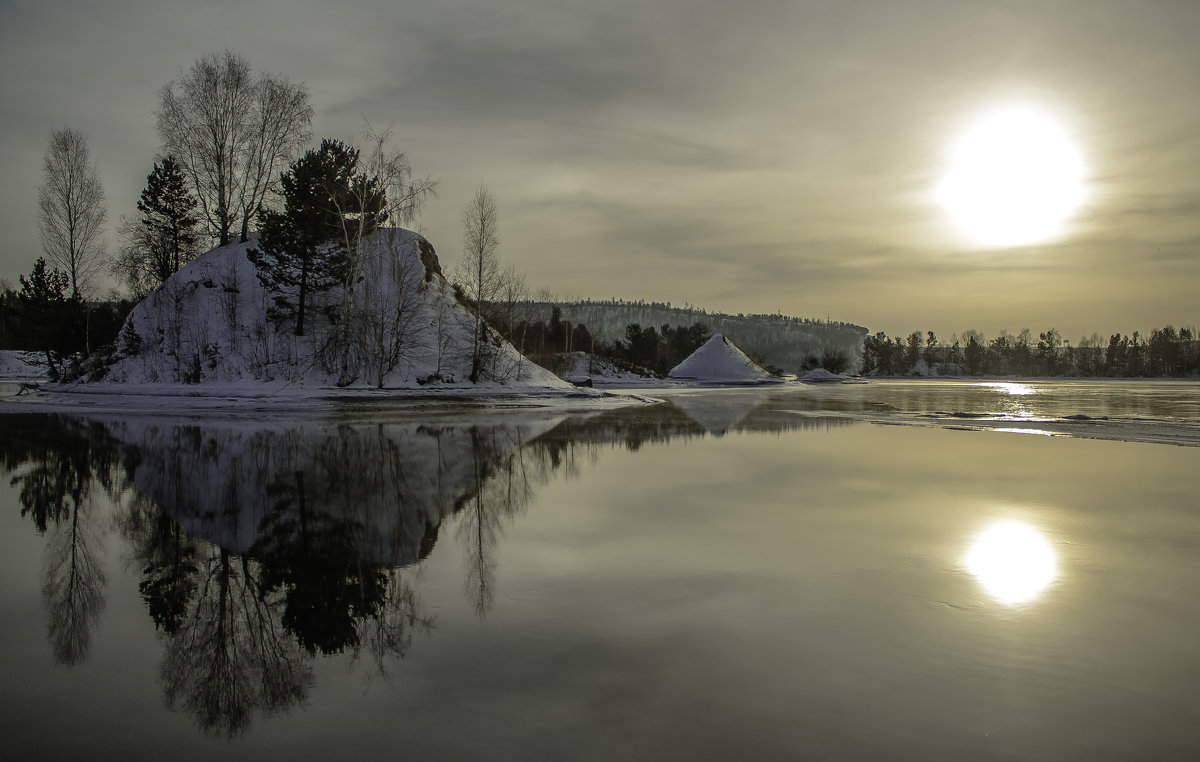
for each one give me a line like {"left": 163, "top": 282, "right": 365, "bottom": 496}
{"left": 964, "top": 521, "right": 1059, "bottom": 605}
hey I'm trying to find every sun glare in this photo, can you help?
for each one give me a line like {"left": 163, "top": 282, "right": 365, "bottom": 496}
{"left": 964, "top": 521, "right": 1058, "bottom": 605}
{"left": 937, "top": 106, "right": 1085, "bottom": 247}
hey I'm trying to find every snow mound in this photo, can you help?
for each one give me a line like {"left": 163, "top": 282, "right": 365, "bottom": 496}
{"left": 798, "top": 368, "right": 844, "bottom": 383}
{"left": 96, "top": 228, "right": 570, "bottom": 391}
{"left": 668, "top": 334, "right": 778, "bottom": 384}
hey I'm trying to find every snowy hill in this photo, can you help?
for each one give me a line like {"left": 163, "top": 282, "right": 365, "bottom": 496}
{"left": 668, "top": 334, "right": 780, "bottom": 384}
{"left": 96, "top": 229, "right": 570, "bottom": 391}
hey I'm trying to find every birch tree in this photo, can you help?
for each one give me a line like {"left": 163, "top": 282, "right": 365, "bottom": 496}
{"left": 328, "top": 125, "right": 436, "bottom": 385}
{"left": 38, "top": 128, "right": 107, "bottom": 300}
{"left": 157, "top": 51, "right": 312, "bottom": 246}
{"left": 454, "top": 186, "right": 500, "bottom": 382}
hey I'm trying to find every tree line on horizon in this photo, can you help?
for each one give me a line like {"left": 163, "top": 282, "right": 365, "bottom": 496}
{"left": 861, "top": 327, "right": 1200, "bottom": 378}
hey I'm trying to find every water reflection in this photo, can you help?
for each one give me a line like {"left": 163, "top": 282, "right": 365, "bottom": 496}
{"left": 3, "top": 415, "right": 115, "bottom": 664}
{"left": 1, "top": 396, "right": 851, "bottom": 736}
{"left": 964, "top": 521, "right": 1058, "bottom": 605}
{"left": 980, "top": 381, "right": 1036, "bottom": 397}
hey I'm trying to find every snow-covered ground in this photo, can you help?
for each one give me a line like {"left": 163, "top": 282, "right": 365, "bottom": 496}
{"left": 0, "top": 350, "right": 49, "bottom": 397}
{"left": 0, "top": 351, "right": 48, "bottom": 380}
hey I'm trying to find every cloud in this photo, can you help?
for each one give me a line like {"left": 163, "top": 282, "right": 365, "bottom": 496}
{"left": 2, "top": 0, "right": 1199, "bottom": 337}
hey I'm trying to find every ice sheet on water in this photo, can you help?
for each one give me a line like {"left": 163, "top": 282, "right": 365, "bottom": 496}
{"left": 773, "top": 379, "right": 1200, "bottom": 447}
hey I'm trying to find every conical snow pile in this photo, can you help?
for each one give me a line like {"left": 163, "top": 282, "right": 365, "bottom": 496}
{"left": 667, "top": 334, "right": 777, "bottom": 384}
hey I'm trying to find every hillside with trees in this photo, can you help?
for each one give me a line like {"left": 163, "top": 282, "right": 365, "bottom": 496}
{"left": 522, "top": 300, "right": 867, "bottom": 373}
{"left": 861, "top": 327, "right": 1200, "bottom": 378}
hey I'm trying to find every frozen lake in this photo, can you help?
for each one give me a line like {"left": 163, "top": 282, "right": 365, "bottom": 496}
{"left": 1, "top": 380, "right": 1198, "bottom": 760}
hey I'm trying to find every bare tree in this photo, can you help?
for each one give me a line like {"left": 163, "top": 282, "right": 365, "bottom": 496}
{"left": 329, "top": 125, "right": 437, "bottom": 385}
{"left": 38, "top": 128, "right": 107, "bottom": 300}
{"left": 157, "top": 51, "right": 312, "bottom": 246}
{"left": 454, "top": 186, "right": 501, "bottom": 382}
{"left": 355, "top": 233, "right": 425, "bottom": 388}
{"left": 334, "top": 126, "right": 437, "bottom": 302}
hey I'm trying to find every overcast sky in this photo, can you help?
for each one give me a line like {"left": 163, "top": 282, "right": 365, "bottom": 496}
{"left": 2, "top": 0, "right": 1198, "bottom": 339}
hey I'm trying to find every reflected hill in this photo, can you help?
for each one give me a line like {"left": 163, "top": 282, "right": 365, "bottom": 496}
{"left": 529, "top": 389, "right": 856, "bottom": 449}
{"left": 0, "top": 392, "right": 854, "bottom": 738}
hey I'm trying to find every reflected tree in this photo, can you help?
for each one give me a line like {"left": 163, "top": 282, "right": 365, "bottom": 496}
{"left": 254, "top": 470, "right": 386, "bottom": 656}
{"left": 122, "top": 490, "right": 200, "bottom": 634}
{"left": 2, "top": 415, "right": 117, "bottom": 665}
{"left": 160, "top": 548, "right": 311, "bottom": 739}
{"left": 41, "top": 496, "right": 107, "bottom": 665}
{"left": 455, "top": 427, "right": 538, "bottom": 618}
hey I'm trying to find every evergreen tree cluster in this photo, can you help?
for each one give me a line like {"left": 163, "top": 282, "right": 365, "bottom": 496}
{"left": 249, "top": 139, "right": 388, "bottom": 337}
{"left": 532, "top": 299, "right": 866, "bottom": 372}
{"left": 610, "top": 322, "right": 710, "bottom": 374}
{"left": 506, "top": 306, "right": 594, "bottom": 369}
{"left": 860, "top": 326, "right": 1200, "bottom": 378}
{"left": 1, "top": 259, "right": 131, "bottom": 378}
{"left": 496, "top": 306, "right": 710, "bottom": 377}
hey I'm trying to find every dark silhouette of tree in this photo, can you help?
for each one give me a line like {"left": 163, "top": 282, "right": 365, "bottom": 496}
{"left": 818, "top": 349, "right": 849, "bottom": 374}
{"left": 115, "top": 156, "right": 202, "bottom": 298}
{"left": 964, "top": 333, "right": 985, "bottom": 375}
{"left": 124, "top": 495, "right": 201, "bottom": 635}
{"left": 157, "top": 51, "right": 312, "bottom": 246}
{"left": 1036, "top": 328, "right": 1062, "bottom": 375}
{"left": 42, "top": 497, "right": 107, "bottom": 665}
{"left": 18, "top": 257, "right": 76, "bottom": 376}
{"left": 3, "top": 416, "right": 125, "bottom": 664}
{"left": 250, "top": 139, "right": 387, "bottom": 336}
{"left": 253, "top": 470, "right": 386, "bottom": 655}
{"left": 159, "top": 549, "right": 311, "bottom": 739}
{"left": 38, "top": 128, "right": 107, "bottom": 300}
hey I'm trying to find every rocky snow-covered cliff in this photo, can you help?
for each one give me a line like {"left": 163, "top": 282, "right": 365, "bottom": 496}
{"left": 98, "top": 228, "right": 569, "bottom": 391}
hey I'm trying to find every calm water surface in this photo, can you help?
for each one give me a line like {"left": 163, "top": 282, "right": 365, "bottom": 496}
{"left": 1, "top": 381, "right": 1198, "bottom": 760}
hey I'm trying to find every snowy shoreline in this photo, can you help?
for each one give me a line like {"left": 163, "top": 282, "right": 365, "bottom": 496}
{"left": 0, "top": 378, "right": 663, "bottom": 417}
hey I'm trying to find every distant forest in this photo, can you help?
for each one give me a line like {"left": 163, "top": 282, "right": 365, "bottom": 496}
{"left": 525, "top": 299, "right": 867, "bottom": 372}
{"left": 862, "top": 327, "right": 1200, "bottom": 378}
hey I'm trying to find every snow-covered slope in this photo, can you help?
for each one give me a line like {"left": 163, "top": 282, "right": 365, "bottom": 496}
{"left": 668, "top": 334, "right": 779, "bottom": 384}
{"left": 98, "top": 228, "right": 570, "bottom": 391}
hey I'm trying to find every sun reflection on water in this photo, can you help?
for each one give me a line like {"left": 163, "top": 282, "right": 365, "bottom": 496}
{"left": 981, "top": 382, "right": 1036, "bottom": 396}
{"left": 964, "top": 521, "right": 1058, "bottom": 605}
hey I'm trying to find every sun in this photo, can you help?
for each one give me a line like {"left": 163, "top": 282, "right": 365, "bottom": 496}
{"left": 937, "top": 105, "right": 1085, "bottom": 247}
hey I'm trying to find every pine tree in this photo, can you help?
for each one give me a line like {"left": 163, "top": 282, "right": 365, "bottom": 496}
{"left": 116, "top": 156, "right": 202, "bottom": 297}
{"left": 139, "top": 156, "right": 201, "bottom": 279}
{"left": 250, "top": 139, "right": 387, "bottom": 336}
{"left": 18, "top": 257, "right": 73, "bottom": 376}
